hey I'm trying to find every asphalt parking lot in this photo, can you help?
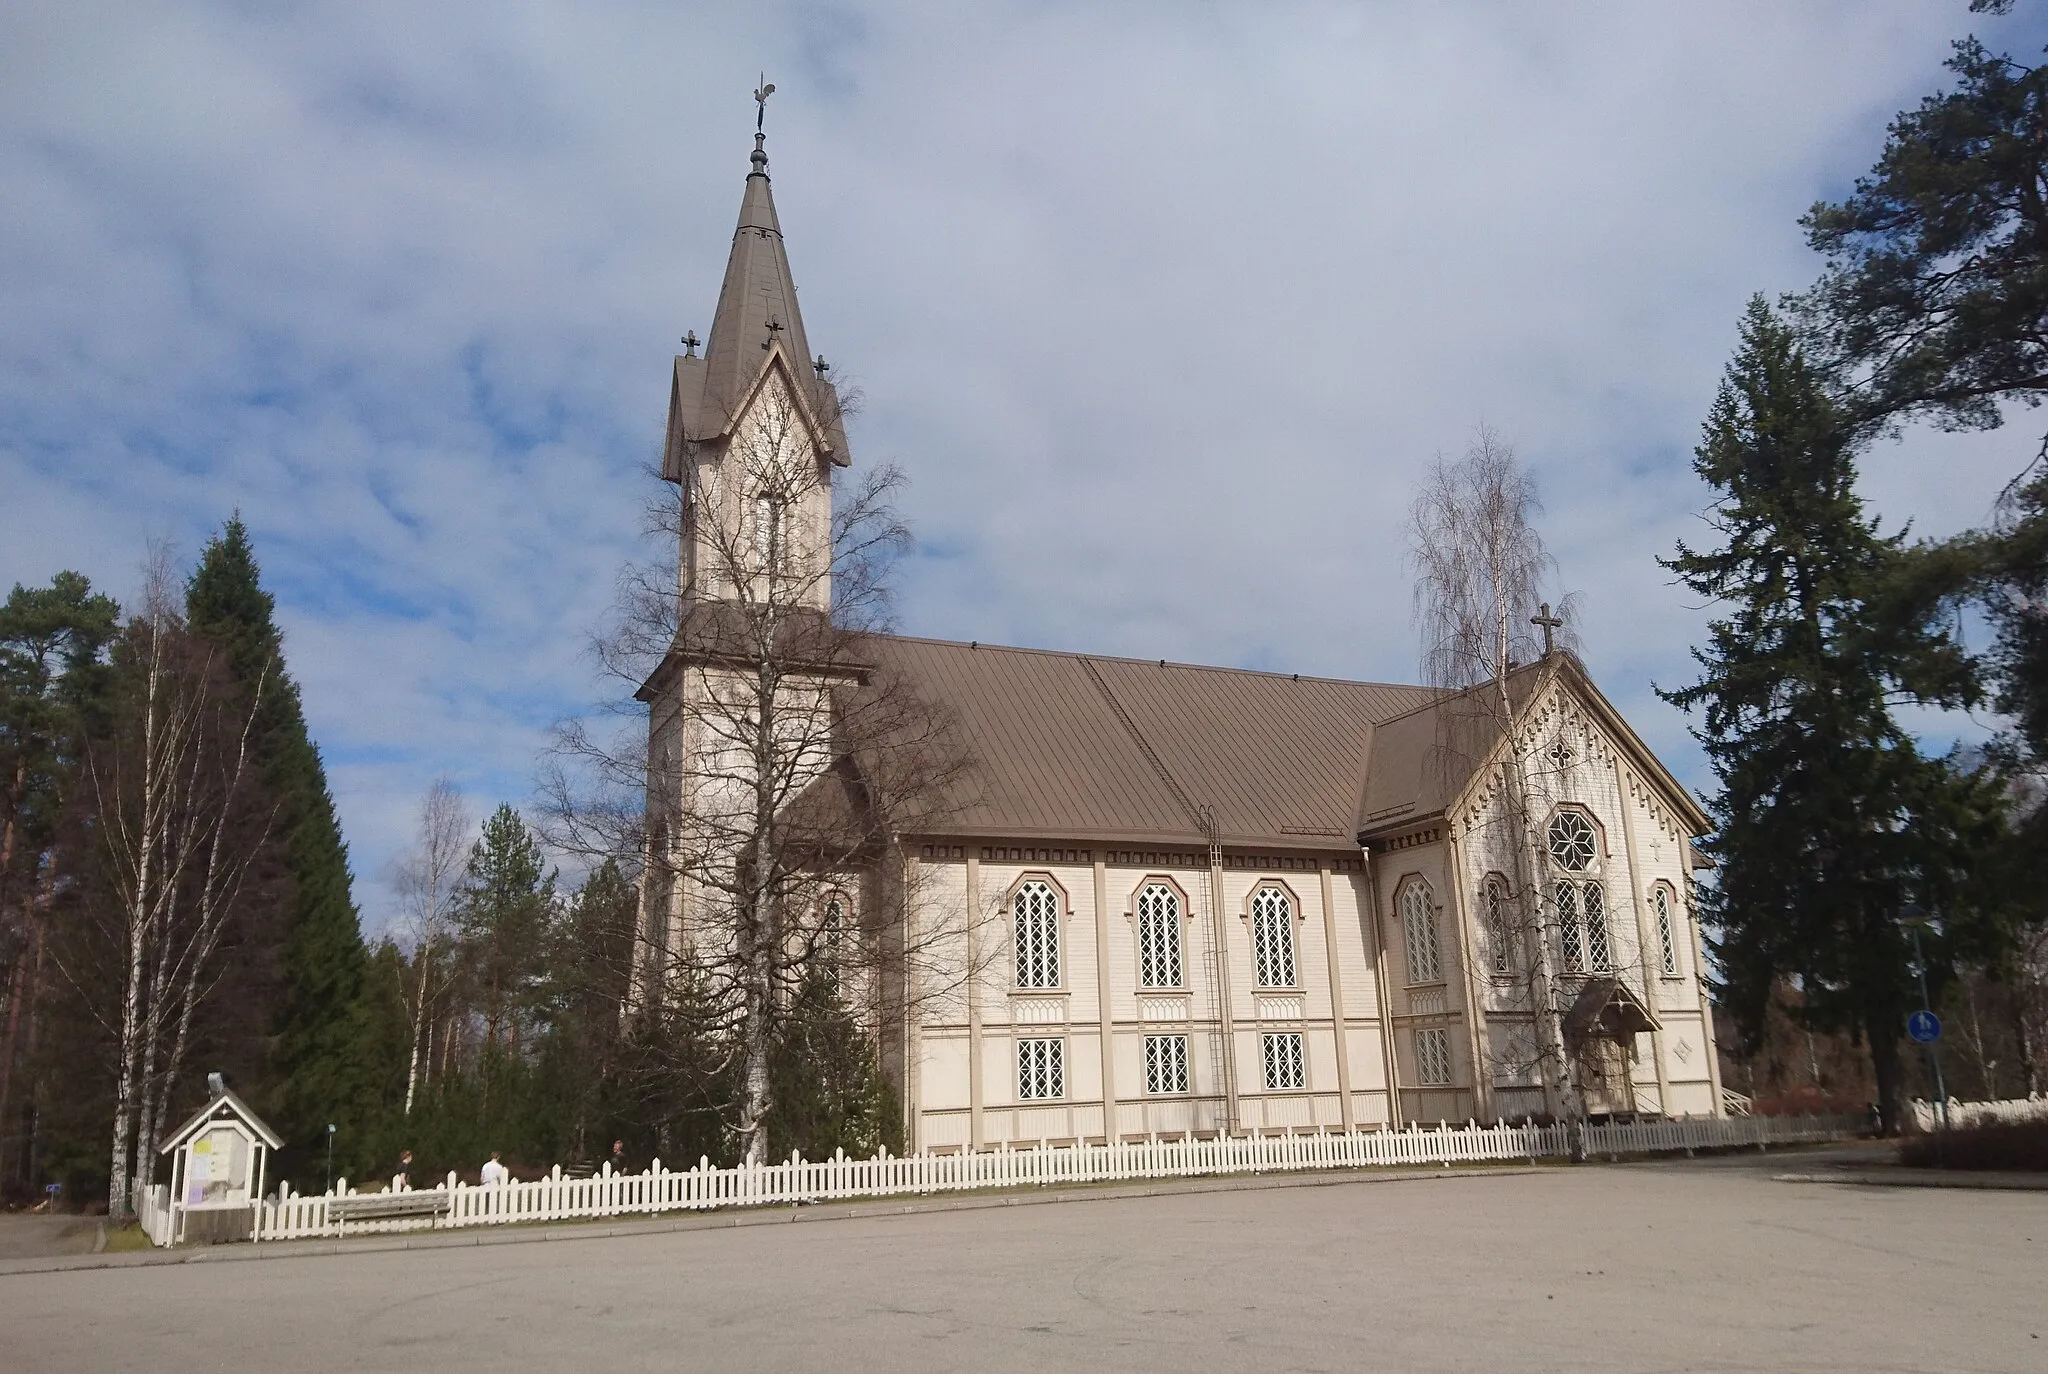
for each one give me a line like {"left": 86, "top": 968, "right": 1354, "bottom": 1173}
{"left": 2, "top": 1156, "right": 2042, "bottom": 1373}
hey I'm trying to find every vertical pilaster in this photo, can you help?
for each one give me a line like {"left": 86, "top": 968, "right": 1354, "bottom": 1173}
{"left": 965, "top": 852, "right": 985, "bottom": 1151}
{"left": 1445, "top": 826, "right": 1493, "bottom": 1122}
{"left": 1317, "top": 861, "right": 1355, "bottom": 1132}
{"left": 1207, "top": 852, "right": 1241, "bottom": 1134}
{"left": 1613, "top": 759, "right": 1672, "bottom": 1116}
{"left": 1361, "top": 845, "right": 1404, "bottom": 1128}
{"left": 1093, "top": 855, "right": 1117, "bottom": 1143}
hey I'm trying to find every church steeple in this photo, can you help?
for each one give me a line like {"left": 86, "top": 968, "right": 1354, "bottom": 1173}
{"left": 663, "top": 123, "right": 850, "bottom": 480}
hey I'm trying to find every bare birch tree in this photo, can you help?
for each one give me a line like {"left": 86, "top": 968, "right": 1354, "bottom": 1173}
{"left": 1408, "top": 425, "right": 1591, "bottom": 1138}
{"left": 543, "top": 373, "right": 976, "bottom": 1168}
{"left": 78, "top": 555, "right": 276, "bottom": 1217}
{"left": 390, "top": 777, "right": 470, "bottom": 1116}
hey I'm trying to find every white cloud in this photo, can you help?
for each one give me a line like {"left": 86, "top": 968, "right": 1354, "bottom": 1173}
{"left": 4, "top": 1, "right": 2039, "bottom": 931}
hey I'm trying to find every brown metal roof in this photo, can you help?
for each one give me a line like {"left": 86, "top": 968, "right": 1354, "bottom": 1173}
{"left": 869, "top": 636, "right": 1437, "bottom": 848}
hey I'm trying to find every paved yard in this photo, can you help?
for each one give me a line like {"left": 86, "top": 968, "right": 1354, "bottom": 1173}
{"left": 2, "top": 1160, "right": 2042, "bottom": 1373}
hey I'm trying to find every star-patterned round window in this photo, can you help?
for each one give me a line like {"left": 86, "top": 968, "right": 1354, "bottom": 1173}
{"left": 1547, "top": 812, "right": 1596, "bottom": 871}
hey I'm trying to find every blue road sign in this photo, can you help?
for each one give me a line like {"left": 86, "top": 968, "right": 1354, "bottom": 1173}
{"left": 1907, "top": 1010, "right": 1941, "bottom": 1044}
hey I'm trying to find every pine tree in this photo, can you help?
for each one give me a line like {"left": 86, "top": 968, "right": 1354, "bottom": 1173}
{"left": 454, "top": 806, "right": 555, "bottom": 1054}
{"left": 184, "top": 518, "right": 390, "bottom": 1175}
{"left": 764, "top": 970, "right": 902, "bottom": 1163}
{"left": 1662, "top": 299, "right": 2004, "bottom": 1133}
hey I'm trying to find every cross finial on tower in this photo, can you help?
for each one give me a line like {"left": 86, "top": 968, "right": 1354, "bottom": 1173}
{"left": 813, "top": 355, "right": 830, "bottom": 377}
{"left": 681, "top": 331, "right": 700, "bottom": 357}
{"left": 1532, "top": 602, "right": 1563, "bottom": 658}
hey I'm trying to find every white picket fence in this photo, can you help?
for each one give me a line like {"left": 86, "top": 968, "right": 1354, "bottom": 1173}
{"left": 1909, "top": 1094, "right": 2048, "bottom": 1132}
{"left": 216, "top": 1112, "right": 1859, "bottom": 1246}
{"left": 133, "top": 1182, "right": 174, "bottom": 1247}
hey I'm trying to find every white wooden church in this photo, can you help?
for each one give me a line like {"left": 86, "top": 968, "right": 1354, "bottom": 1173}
{"left": 639, "top": 129, "right": 1725, "bottom": 1155}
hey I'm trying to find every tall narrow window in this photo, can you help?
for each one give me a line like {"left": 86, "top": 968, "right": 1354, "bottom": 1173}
{"left": 1557, "top": 881, "right": 1584, "bottom": 973}
{"left": 1136, "top": 883, "right": 1183, "bottom": 987}
{"left": 820, "top": 895, "right": 845, "bottom": 988}
{"left": 1250, "top": 887, "right": 1297, "bottom": 987}
{"left": 1415, "top": 1028, "right": 1453, "bottom": 1085}
{"left": 1014, "top": 880, "right": 1061, "bottom": 988}
{"left": 1402, "top": 881, "right": 1442, "bottom": 984}
{"left": 1582, "top": 882, "right": 1611, "bottom": 972}
{"left": 1144, "top": 1035, "right": 1189, "bottom": 1094}
{"left": 1653, "top": 884, "right": 1679, "bottom": 975}
{"left": 1017, "top": 1038, "right": 1064, "bottom": 1100}
{"left": 1484, "top": 877, "right": 1512, "bottom": 975}
{"left": 1261, "top": 1032, "right": 1306, "bottom": 1090}
{"left": 753, "top": 493, "right": 782, "bottom": 573}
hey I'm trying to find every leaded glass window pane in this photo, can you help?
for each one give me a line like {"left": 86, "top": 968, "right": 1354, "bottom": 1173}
{"left": 1137, "top": 883, "right": 1183, "bottom": 987}
{"left": 1014, "top": 880, "right": 1060, "bottom": 988}
{"left": 1251, "top": 887, "right": 1297, "bottom": 987}
{"left": 1415, "top": 1027, "right": 1452, "bottom": 1085}
{"left": 1557, "top": 880, "right": 1583, "bottom": 973}
{"left": 1547, "top": 811, "right": 1596, "bottom": 871}
{"left": 1017, "top": 1037, "right": 1064, "bottom": 1100}
{"left": 820, "top": 896, "right": 844, "bottom": 989}
{"left": 1260, "top": 1032, "right": 1305, "bottom": 1090}
{"left": 1654, "top": 885, "right": 1679, "bottom": 975}
{"left": 1485, "top": 878, "right": 1512, "bottom": 975}
{"left": 1144, "top": 1035, "right": 1189, "bottom": 1094}
{"left": 1402, "top": 881, "right": 1442, "bottom": 984}
{"left": 1582, "top": 882, "right": 1611, "bottom": 972}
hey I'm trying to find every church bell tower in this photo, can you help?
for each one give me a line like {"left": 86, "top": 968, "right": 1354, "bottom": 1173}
{"left": 660, "top": 123, "right": 850, "bottom": 611}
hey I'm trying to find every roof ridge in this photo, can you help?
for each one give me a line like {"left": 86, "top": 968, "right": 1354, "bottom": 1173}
{"left": 877, "top": 632, "right": 1438, "bottom": 695}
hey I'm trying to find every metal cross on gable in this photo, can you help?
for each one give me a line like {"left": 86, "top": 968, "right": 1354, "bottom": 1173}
{"left": 1532, "top": 602, "right": 1564, "bottom": 657}
{"left": 680, "top": 331, "right": 700, "bottom": 357}
{"left": 760, "top": 317, "right": 784, "bottom": 352}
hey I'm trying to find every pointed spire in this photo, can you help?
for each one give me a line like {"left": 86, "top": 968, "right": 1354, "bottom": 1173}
{"left": 669, "top": 109, "right": 849, "bottom": 468}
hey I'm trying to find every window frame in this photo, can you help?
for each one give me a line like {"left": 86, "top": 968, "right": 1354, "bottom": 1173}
{"left": 1260, "top": 1031, "right": 1306, "bottom": 1091}
{"left": 1016, "top": 1037, "right": 1066, "bottom": 1101}
{"left": 1545, "top": 807, "right": 1602, "bottom": 874}
{"left": 1556, "top": 879, "right": 1584, "bottom": 973}
{"left": 1581, "top": 880, "right": 1612, "bottom": 972}
{"left": 1247, "top": 883, "right": 1301, "bottom": 989}
{"left": 1009, "top": 873, "right": 1066, "bottom": 991}
{"left": 1399, "top": 877, "right": 1444, "bottom": 985}
{"left": 1652, "top": 882, "right": 1681, "bottom": 977}
{"left": 1131, "top": 877, "right": 1190, "bottom": 990}
{"left": 1143, "top": 1033, "right": 1190, "bottom": 1095}
{"left": 1414, "top": 1027, "right": 1453, "bottom": 1086}
{"left": 1482, "top": 873, "right": 1514, "bottom": 976}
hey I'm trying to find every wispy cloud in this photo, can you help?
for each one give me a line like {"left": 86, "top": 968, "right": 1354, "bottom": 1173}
{"left": 5, "top": 1, "right": 2038, "bottom": 932}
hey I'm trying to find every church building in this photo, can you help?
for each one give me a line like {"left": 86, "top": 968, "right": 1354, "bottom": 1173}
{"left": 640, "top": 128, "right": 1724, "bottom": 1154}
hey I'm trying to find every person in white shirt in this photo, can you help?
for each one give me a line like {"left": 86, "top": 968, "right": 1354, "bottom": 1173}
{"left": 479, "top": 1152, "right": 508, "bottom": 1186}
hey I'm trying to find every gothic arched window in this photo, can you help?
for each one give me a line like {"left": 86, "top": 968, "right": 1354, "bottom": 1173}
{"left": 1401, "top": 880, "right": 1443, "bottom": 985}
{"left": 1013, "top": 879, "right": 1061, "bottom": 989}
{"left": 1250, "top": 886, "right": 1297, "bottom": 988}
{"left": 1581, "top": 882, "right": 1611, "bottom": 972}
{"left": 1557, "top": 881, "right": 1583, "bottom": 973}
{"left": 1483, "top": 876, "right": 1512, "bottom": 975}
{"left": 1652, "top": 883, "right": 1680, "bottom": 975}
{"left": 1136, "top": 883, "right": 1183, "bottom": 987}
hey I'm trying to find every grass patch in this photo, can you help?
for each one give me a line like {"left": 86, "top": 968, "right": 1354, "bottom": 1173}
{"left": 1898, "top": 1119, "right": 2048, "bottom": 1172}
{"left": 102, "top": 1223, "right": 154, "bottom": 1253}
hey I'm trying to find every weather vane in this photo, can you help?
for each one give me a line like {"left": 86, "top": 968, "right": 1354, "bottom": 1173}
{"left": 754, "top": 75, "right": 775, "bottom": 132}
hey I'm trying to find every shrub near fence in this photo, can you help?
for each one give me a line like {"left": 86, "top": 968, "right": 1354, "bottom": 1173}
{"left": 221, "top": 1112, "right": 1861, "bottom": 1246}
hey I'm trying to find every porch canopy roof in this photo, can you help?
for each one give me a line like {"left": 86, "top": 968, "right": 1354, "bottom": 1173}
{"left": 1563, "top": 977, "right": 1661, "bottom": 1046}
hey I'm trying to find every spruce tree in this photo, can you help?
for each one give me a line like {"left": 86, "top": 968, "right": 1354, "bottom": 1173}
{"left": 1662, "top": 300, "right": 2003, "bottom": 1133}
{"left": 185, "top": 518, "right": 389, "bottom": 1174}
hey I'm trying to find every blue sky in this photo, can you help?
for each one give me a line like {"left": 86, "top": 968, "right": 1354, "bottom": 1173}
{"left": 4, "top": 1, "right": 2042, "bottom": 935}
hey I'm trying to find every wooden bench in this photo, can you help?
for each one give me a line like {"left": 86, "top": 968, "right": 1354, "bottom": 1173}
{"left": 327, "top": 1190, "right": 451, "bottom": 1230}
